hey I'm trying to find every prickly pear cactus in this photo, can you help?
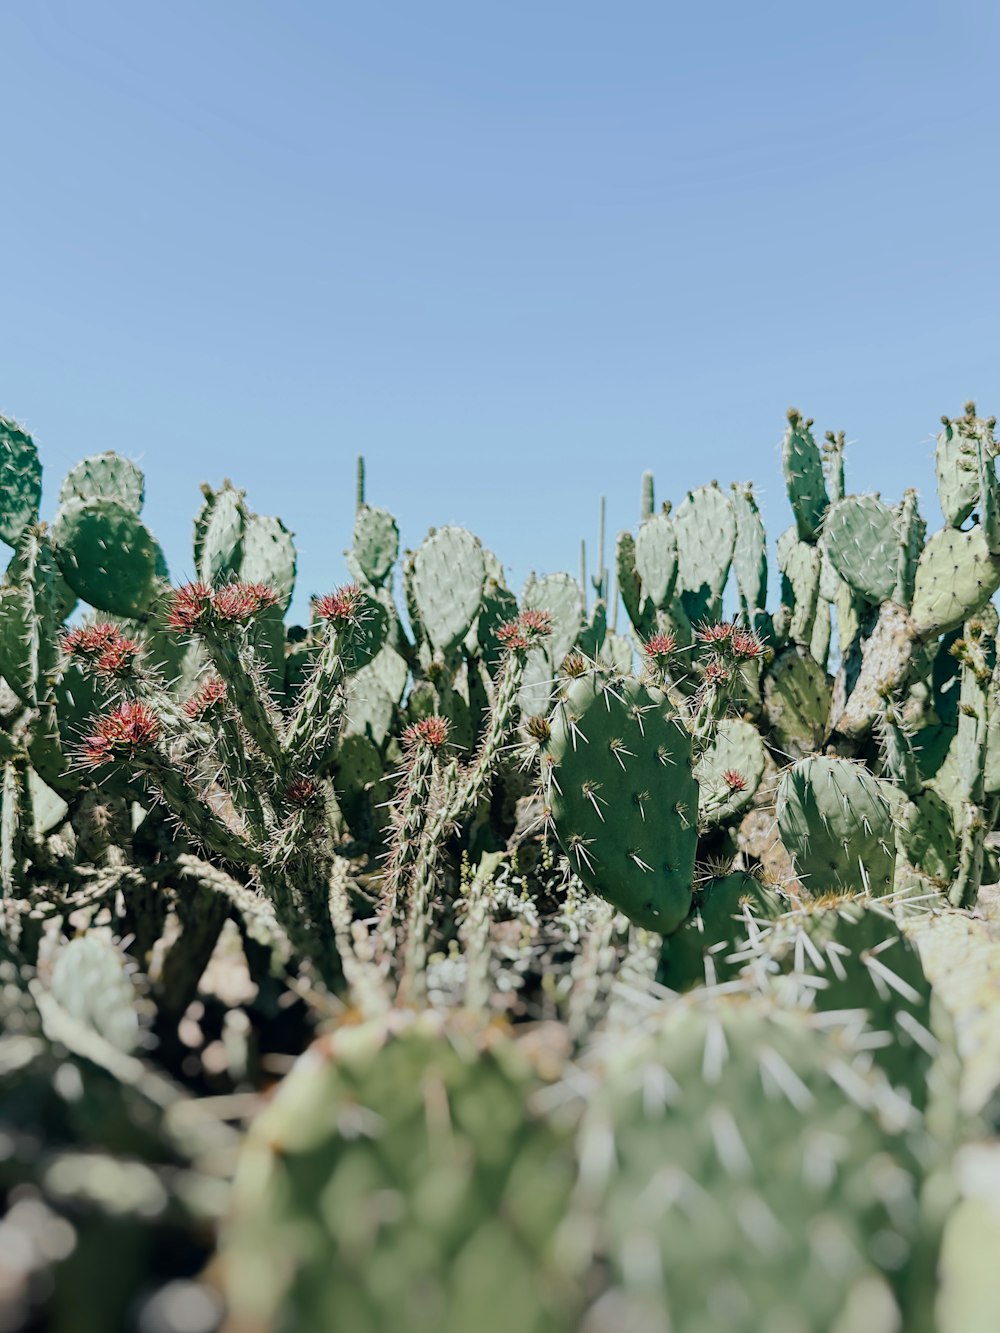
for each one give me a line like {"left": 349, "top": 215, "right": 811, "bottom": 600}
{"left": 221, "top": 1012, "right": 579, "bottom": 1333}
{"left": 576, "top": 995, "right": 941, "bottom": 1333}
{"left": 1, "top": 416, "right": 43, "bottom": 549}
{"left": 543, "top": 666, "right": 698, "bottom": 932}
{"left": 777, "top": 755, "right": 897, "bottom": 895}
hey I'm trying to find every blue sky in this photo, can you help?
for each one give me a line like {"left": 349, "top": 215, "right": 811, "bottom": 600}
{"left": 2, "top": 1, "right": 998, "bottom": 622}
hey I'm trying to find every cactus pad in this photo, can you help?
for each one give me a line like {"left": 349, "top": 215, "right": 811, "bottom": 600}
{"left": 546, "top": 669, "right": 697, "bottom": 932}
{"left": 58, "top": 452, "right": 145, "bottom": 513}
{"left": 410, "top": 527, "right": 487, "bottom": 654}
{"left": 822, "top": 495, "right": 898, "bottom": 606}
{"left": 777, "top": 756, "right": 897, "bottom": 895}
{"left": 53, "top": 498, "right": 165, "bottom": 617}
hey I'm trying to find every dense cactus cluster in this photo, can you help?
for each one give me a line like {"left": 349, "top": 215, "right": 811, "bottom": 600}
{"left": 3, "top": 403, "right": 1000, "bottom": 1330}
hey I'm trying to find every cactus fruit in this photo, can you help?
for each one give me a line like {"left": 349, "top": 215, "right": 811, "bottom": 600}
{"left": 777, "top": 755, "right": 897, "bottom": 895}
{"left": 544, "top": 667, "right": 697, "bottom": 932}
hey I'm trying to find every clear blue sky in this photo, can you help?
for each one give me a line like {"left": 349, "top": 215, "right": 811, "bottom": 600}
{"left": 3, "top": 1, "right": 998, "bottom": 623}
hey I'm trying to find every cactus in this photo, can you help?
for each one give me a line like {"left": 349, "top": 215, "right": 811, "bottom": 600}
{"left": 351, "top": 503, "right": 400, "bottom": 589}
{"left": 577, "top": 995, "right": 941, "bottom": 1333}
{"left": 776, "top": 526, "right": 822, "bottom": 647}
{"left": 408, "top": 526, "right": 487, "bottom": 655}
{"left": 672, "top": 482, "right": 736, "bottom": 624}
{"left": 222, "top": 1012, "right": 579, "bottom": 1333}
{"left": 543, "top": 665, "right": 698, "bottom": 932}
{"left": 730, "top": 482, "right": 768, "bottom": 619}
{"left": 947, "top": 618, "right": 995, "bottom": 908}
{"left": 934, "top": 401, "right": 995, "bottom": 530}
{"left": 0, "top": 414, "right": 43, "bottom": 548}
{"left": 762, "top": 646, "right": 831, "bottom": 758}
{"left": 822, "top": 494, "right": 898, "bottom": 606}
{"left": 777, "top": 755, "right": 897, "bottom": 895}
{"left": 694, "top": 718, "right": 767, "bottom": 826}
{"left": 658, "top": 870, "right": 785, "bottom": 990}
{"left": 52, "top": 498, "right": 165, "bottom": 618}
{"left": 893, "top": 488, "right": 926, "bottom": 606}
{"left": 48, "top": 934, "right": 141, "bottom": 1052}
{"left": 6, "top": 397, "right": 1000, "bottom": 1333}
{"left": 634, "top": 510, "right": 679, "bottom": 610}
{"left": 58, "top": 451, "right": 145, "bottom": 512}
{"left": 742, "top": 895, "right": 937, "bottom": 1107}
{"left": 782, "top": 407, "right": 829, "bottom": 541}
{"left": 910, "top": 526, "right": 1000, "bottom": 639}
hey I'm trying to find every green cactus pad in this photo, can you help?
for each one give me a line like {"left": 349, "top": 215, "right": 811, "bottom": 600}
{"left": 342, "top": 668, "right": 396, "bottom": 749}
{"left": 522, "top": 572, "right": 584, "bottom": 662}
{"left": 581, "top": 995, "right": 936, "bottom": 1333}
{"left": 658, "top": 871, "right": 785, "bottom": 990}
{"left": 409, "top": 526, "right": 487, "bottom": 654}
{"left": 48, "top": 935, "right": 140, "bottom": 1053}
{"left": 53, "top": 498, "right": 165, "bottom": 618}
{"left": 352, "top": 504, "right": 399, "bottom": 589}
{"left": 615, "top": 529, "right": 652, "bottom": 639}
{"left": 777, "top": 527, "right": 821, "bottom": 647}
{"left": 935, "top": 417, "right": 980, "bottom": 529}
{"left": 911, "top": 526, "right": 1000, "bottom": 640}
{"left": 58, "top": 452, "right": 145, "bottom": 514}
{"left": 893, "top": 490, "right": 925, "bottom": 607}
{"left": 762, "top": 646, "right": 831, "bottom": 758}
{"left": 197, "top": 483, "right": 245, "bottom": 584}
{"left": 895, "top": 787, "right": 957, "bottom": 883}
{"left": 777, "top": 755, "right": 897, "bottom": 895}
{"left": 546, "top": 669, "right": 697, "bottom": 932}
{"left": 634, "top": 511, "right": 679, "bottom": 610}
{"left": 782, "top": 410, "right": 829, "bottom": 542}
{"left": 240, "top": 512, "right": 297, "bottom": 612}
{"left": 748, "top": 896, "right": 935, "bottom": 1106}
{"left": 222, "top": 1013, "right": 577, "bottom": 1333}
{"left": 0, "top": 416, "right": 42, "bottom": 549}
{"left": 822, "top": 495, "right": 898, "bottom": 605}
{"left": 0, "top": 585, "right": 35, "bottom": 702}
{"left": 695, "top": 718, "right": 766, "bottom": 825}
{"left": 905, "top": 912, "right": 1000, "bottom": 1117}
{"left": 730, "top": 483, "right": 768, "bottom": 615}
{"left": 673, "top": 482, "right": 736, "bottom": 624}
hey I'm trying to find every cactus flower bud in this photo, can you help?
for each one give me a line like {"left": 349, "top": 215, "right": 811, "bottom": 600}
{"left": 79, "top": 702, "right": 160, "bottom": 769}
{"left": 314, "top": 584, "right": 365, "bottom": 626}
